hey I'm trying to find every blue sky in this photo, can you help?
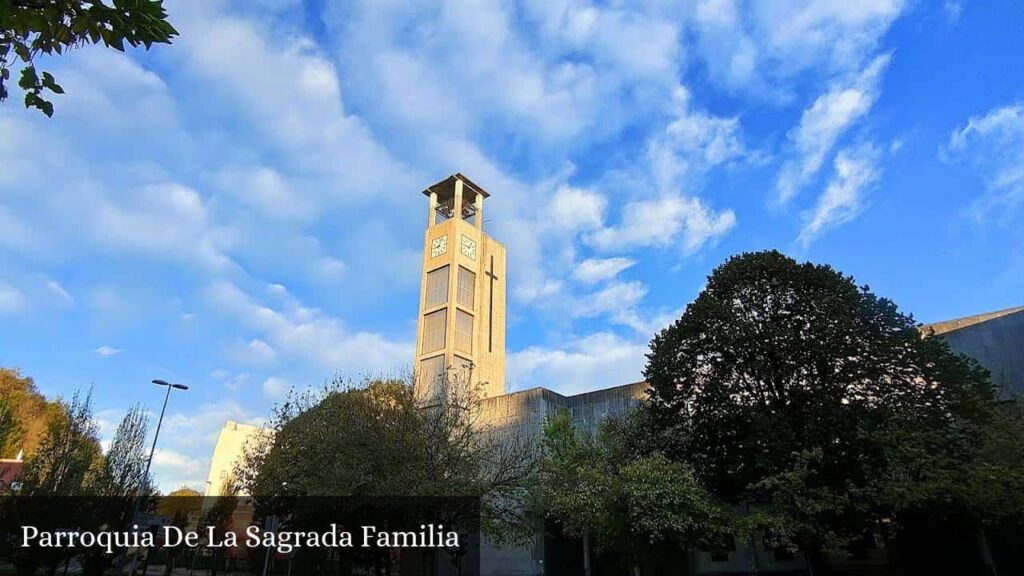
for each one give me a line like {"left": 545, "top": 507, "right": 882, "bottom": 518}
{"left": 1, "top": 0, "right": 1022, "bottom": 491}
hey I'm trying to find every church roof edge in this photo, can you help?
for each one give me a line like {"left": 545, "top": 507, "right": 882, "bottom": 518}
{"left": 921, "top": 304, "right": 1024, "bottom": 336}
{"left": 497, "top": 381, "right": 648, "bottom": 402}
{"left": 422, "top": 173, "right": 490, "bottom": 199}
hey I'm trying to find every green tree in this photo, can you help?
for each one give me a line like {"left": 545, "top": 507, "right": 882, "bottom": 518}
{"left": 80, "top": 405, "right": 152, "bottom": 576}
{"left": 643, "top": 250, "right": 997, "bottom": 573}
{"left": 88, "top": 404, "right": 149, "bottom": 496}
{"left": 536, "top": 411, "right": 610, "bottom": 576}
{"left": 238, "top": 372, "right": 535, "bottom": 549}
{"left": 876, "top": 395, "right": 1024, "bottom": 574}
{"left": 17, "top": 389, "right": 102, "bottom": 496}
{"left": 1, "top": 0, "right": 177, "bottom": 116}
{"left": 0, "top": 367, "right": 61, "bottom": 457}
{"left": 537, "top": 410, "right": 732, "bottom": 576}
{"left": 0, "top": 396, "right": 20, "bottom": 461}
{"left": 4, "top": 389, "right": 102, "bottom": 576}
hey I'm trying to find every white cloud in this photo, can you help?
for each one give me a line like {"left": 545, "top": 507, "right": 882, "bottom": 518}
{"left": 47, "top": 281, "right": 73, "bottom": 305}
{"left": 0, "top": 282, "right": 28, "bottom": 315}
{"left": 798, "top": 144, "right": 881, "bottom": 245}
{"left": 210, "top": 369, "right": 251, "bottom": 391}
{"left": 151, "top": 448, "right": 208, "bottom": 492}
{"left": 215, "top": 167, "right": 315, "bottom": 223}
{"left": 312, "top": 256, "right": 346, "bottom": 283}
{"left": 583, "top": 87, "right": 741, "bottom": 258}
{"left": 202, "top": 280, "right": 412, "bottom": 375}
{"left": 547, "top": 185, "right": 607, "bottom": 233}
{"left": 237, "top": 338, "right": 277, "bottom": 364}
{"left": 153, "top": 448, "right": 206, "bottom": 475}
{"left": 776, "top": 54, "right": 890, "bottom": 203}
{"left": 326, "top": 0, "right": 691, "bottom": 161}
{"left": 572, "top": 257, "right": 636, "bottom": 284}
{"left": 160, "top": 400, "right": 263, "bottom": 457}
{"left": 173, "top": 1, "right": 410, "bottom": 190}
{"left": 648, "top": 87, "right": 748, "bottom": 189}
{"left": 0, "top": 205, "right": 45, "bottom": 255}
{"left": 945, "top": 103, "right": 1024, "bottom": 221}
{"left": 87, "top": 182, "right": 231, "bottom": 270}
{"left": 261, "top": 377, "right": 290, "bottom": 399}
{"left": 943, "top": 1, "right": 963, "bottom": 22}
{"left": 566, "top": 280, "right": 680, "bottom": 336}
{"left": 614, "top": 307, "right": 682, "bottom": 338}
{"left": 589, "top": 195, "right": 736, "bottom": 254}
{"left": 572, "top": 281, "right": 647, "bottom": 319}
{"left": 509, "top": 332, "right": 648, "bottom": 396}
{"left": 693, "top": 0, "right": 904, "bottom": 94}
{"left": 0, "top": 276, "right": 76, "bottom": 314}
{"left": 95, "top": 345, "right": 122, "bottom": 358}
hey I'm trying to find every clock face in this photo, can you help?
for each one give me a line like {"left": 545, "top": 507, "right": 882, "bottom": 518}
{"left": 461, "top": 235, "right": 477, "bottom": 260}
{"left": 430, "top": 235, "right": 448, "bottom": 258}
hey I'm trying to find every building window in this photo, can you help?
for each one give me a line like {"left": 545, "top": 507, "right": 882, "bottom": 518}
{"left": 419, "top": 355, "right": 446, "bottom": 400}
{"left": 425, "top": 265, "right": 449, "bottom": 308}
{"left": 455, "top": 309, "right": 473, "bottom": 353}
{"left": 422, "top": 309, "right": 447, "bottom": 353}
{"left": 457, "top": 266, "right": 475, "bottom": 309}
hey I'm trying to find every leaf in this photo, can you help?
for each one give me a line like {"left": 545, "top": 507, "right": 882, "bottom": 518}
{"left": 18, "top": 66, "right": 39, "bottom": 91}
{"left": 24, "top": 92, "right": 54, "bottom": 117}
{"left": 14, "top": 42, "right": 32, "bottom": 63}
{"left": 41, "top": 72, "right": 64, "bottom": 95}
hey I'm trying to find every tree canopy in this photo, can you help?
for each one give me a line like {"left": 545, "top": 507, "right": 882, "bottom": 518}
{"left": 237, "top": 374, "right": 535, "bottom": 545}
{"left": 642, "top": 250, "right": 1011, "bottom": 569}
{"left": 0, "top": 367, "right": 62, "bottom": 458}
{"left": 537, "top": 409, "right": 734, "bottom": 574}
{"left": 1, "top": 0, "right": 177, "bottom": 116}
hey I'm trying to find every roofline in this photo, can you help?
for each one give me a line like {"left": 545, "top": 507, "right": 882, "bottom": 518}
{"left": 501, "top": 380, "right": 648, "bottom": 402}
{"left": 921, "top": 304, "right": 1024, "bottom": 336}
{"left": 421, "top": 173, "right": 490, "bottom": 199}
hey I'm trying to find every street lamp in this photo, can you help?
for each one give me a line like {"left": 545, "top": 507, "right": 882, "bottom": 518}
{"left": 144, "top": 380, "right": 189, "bottom": 488}
{"left": 125, "top": 379, "right": 188, "bottom": 576}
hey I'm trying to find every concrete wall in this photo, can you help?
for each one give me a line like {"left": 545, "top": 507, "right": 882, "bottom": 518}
{"left": 930, "top": 308, "right": 1024, "bottom": 396}
{"left": 205, "top": 420, "right": 265, "bottom": 496}
{"left": 477, "top": 383, "right": 648, "bottom": 576}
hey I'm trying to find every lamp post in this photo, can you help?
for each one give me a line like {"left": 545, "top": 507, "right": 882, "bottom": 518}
{"left": 144, "top": 379, "right": 189, "bottom": 486}
{"left": 125, "top": 379, "right": 189, "bottom": 576}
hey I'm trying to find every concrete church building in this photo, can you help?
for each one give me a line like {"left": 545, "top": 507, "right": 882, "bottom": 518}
{"left": 206, "top": 174, "right": 1024, "bottom": 575}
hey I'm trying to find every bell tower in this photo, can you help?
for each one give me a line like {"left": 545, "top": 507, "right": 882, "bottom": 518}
{"left": 414, "top": 173, "right": 506, "bottom": 402}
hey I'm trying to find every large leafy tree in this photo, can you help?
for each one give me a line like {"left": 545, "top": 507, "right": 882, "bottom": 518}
{"left": 643, "top": 250, "right": 998, "bottom": 570}
{"left": 1, "top": 0, "right": 177, "bottom": 116}
{"left": 0, "top": 367, "right": 62, "bottom": 457}
{"left": 238, "top": 373, "right": 536, "bottom": 546}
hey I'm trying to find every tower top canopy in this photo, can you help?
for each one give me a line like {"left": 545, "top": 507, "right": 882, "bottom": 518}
{"left": 423, "top": 173, "right": 489, "bottom": 223}
{"left": 423, "top": 173, "right": 490, "bottom": 200}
